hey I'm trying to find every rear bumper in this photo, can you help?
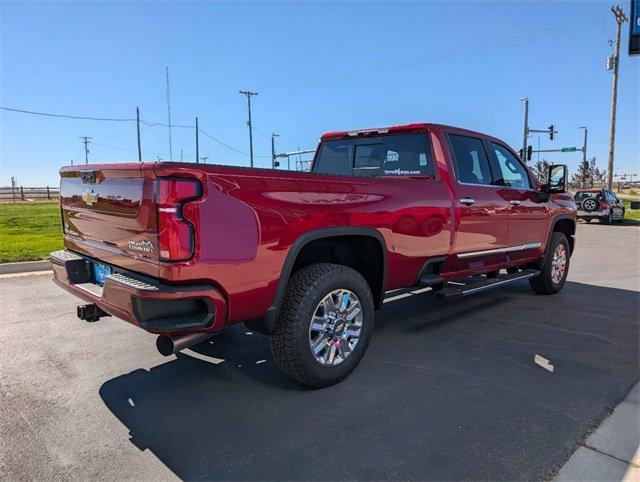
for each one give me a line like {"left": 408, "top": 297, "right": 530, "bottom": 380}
{"left": 50, "top": 249, "right": 227, "bottom": 334}
{"left": 577, "top": 210, "right": 607, "bottom": 218}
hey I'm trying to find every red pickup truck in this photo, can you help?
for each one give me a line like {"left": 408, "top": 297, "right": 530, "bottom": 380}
{"left": 51, "top": 123, "right": 576, "bottom": 387}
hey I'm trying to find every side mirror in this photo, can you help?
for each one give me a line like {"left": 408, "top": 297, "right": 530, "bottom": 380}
{"left": 547, "top": 164, "right": 567, "bottom": 194}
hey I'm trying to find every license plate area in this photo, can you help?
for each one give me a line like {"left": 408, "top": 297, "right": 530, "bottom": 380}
{"left": 92, "top": 262, "right": 113, "bottom": 286}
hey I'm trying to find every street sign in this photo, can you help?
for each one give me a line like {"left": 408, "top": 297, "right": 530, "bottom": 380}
{"left": 561, "top": 147, "right": 578, "bottom": 152}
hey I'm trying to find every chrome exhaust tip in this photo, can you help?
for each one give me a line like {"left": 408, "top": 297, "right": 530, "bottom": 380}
{"left": 156, "top": 332, "right": 214, "bottom": 356}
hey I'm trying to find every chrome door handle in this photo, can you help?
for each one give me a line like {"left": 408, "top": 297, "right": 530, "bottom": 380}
{"left": 459, "top": 197, "right": 476, "bottom": 206}
{"left": 510, "top": 200, "right": 521, "bottom": 206}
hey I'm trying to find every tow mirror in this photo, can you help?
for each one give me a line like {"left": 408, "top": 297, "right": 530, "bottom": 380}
{"left": 547, "top": 164, "right": 567, "bottom": 194}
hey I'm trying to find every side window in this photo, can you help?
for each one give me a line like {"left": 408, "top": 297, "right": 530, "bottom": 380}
{"left": 448, "top": 134, "right": 493, "bottom": 185}
{"left": 490, "top": 143, "right": 532, "bottom": 189}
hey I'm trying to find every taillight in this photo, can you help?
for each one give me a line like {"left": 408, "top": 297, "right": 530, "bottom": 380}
{"left": 157, "top": 178, "right": 201, "bottom": 262}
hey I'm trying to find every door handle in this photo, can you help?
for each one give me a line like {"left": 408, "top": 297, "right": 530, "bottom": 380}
{"left": 510, "top": 200, "right": 521, "bottom": 206}
{"left": 459, "top": 197, "right": 476, "bottom": 206}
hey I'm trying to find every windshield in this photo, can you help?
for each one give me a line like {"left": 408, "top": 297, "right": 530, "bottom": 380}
{"left": 313, "top": 133, "right": 435, "bottom": 177}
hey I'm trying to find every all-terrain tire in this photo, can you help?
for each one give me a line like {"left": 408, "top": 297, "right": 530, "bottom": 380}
{"left": 270, "top": 263, "right": 375, "bottom": 388}
{"left": 529, "top": 232, "right": 570, "bottom": 295}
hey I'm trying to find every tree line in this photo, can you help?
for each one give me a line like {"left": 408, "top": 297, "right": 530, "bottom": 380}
{"left": 531, "top": 157, "right": 606, "bottom": 188}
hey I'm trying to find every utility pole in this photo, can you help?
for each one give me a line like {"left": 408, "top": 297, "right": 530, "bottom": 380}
{"left": 200, "top": 156, "right": 209, "bottom": 164}
{"left": 195, "top": 117, "right": 199, "bottom": 164}
{"left": 166, "top": 67, "right": 173, "bottom": 161}
{"left": 239, "top": 90, "right": 258, "bottom": 167}
{"left": 607, "top": 5, "right": 628, "bottom": 190}
{"left": 136, "top": 107, "right": 142, "bottom": 163}
{"left": 518, "top": 97, "right": 556, "bottom": 161}
{"left": 520, "top": 97, "right": 529, "bottom": 161}
{"left": 271, "top": 133, "right": 279, "bottom": 169}
{"left": 79, "top": 136, "right": 92, "bottom": 164}
{"left": 579, "top": 126, "right": 588, "bottom": 164}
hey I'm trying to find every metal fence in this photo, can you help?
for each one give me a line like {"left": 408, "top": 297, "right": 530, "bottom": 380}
{"left": 0, "top": 186, "right": 60, "bottom": 202}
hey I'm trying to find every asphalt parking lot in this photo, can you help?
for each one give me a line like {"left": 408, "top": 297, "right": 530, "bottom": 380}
{"left": 1, "top": 223, "right": 638, "bottom": 480}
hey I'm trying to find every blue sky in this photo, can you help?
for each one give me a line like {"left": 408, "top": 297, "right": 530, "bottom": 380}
{"left": 1, "top": 1, "right": 638, "bottom": 186}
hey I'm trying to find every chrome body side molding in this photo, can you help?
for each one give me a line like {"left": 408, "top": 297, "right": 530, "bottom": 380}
{"left": 457, "top": 242, "right": 542, "bottom": 259}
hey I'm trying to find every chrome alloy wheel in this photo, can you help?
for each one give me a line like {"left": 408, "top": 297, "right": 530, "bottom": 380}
{"left": 551, "top": 244, "right": 567, "bottom": 284}
{"left": 308, "top": 289, "right": 363, "bottom": 366}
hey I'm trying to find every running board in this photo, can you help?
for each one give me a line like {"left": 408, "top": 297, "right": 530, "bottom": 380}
{"left": 418, "top": 273, "right": 445, "bottom": 286}
{"left": 435, "top": 269, "right": 539, "bottom": 299}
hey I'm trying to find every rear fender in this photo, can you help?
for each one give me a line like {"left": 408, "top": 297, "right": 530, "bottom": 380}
{"left": 247, "top": 227, "right": 388, "bottom": 335}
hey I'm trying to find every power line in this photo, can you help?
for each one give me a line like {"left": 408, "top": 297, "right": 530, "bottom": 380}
{"left": 197, "top": 127, "right": 250, "bottom": 156}
{"left": 315, "top": 11, "right": 605, "bottom": 84}
{"left": 1, "top": 105, "right": 194, "bottom": 128}
{"left": 198, "top": 127, "right": 270, "bottom": 159}
{"left": 2, "top": 105, "right": 265, "bottom": 159}
{"left": 139, "top": 112, "right": 170, "bottom": 157}
{"left": 1, "top": 106, "right": 135, "bottom": 121}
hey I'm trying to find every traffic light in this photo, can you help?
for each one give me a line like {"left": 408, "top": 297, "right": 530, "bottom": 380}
{"left": 519, "top": 146, "right": 533, "bottom": 161}
{"left": 548, "top": 124, "right": 555, "bottom": 141}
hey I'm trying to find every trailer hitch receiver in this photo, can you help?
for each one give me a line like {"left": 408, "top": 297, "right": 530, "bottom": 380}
{"left": 77, "top": 303, "right": 110, "bottom": 322}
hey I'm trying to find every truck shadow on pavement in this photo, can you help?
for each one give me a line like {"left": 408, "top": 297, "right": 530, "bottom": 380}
{"left": 99, "top": 281, "right": 639, "bottom": 481}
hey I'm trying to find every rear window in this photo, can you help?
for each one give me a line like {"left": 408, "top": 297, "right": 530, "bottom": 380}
{"left": 574, "top": 191, "right": 601, "bottom": 201}
{"left": 313, "top": 134, "right": 435, "bottom": 177}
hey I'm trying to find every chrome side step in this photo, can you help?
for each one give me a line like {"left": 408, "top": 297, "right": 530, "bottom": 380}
{"left": 436, "top": 269, "right": 539, "bottom": 299}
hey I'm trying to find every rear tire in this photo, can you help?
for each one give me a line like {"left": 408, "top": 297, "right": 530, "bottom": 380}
{"left": 529, "top": 232, "right": 570, "bottom": 295}
{"left": 270, "top": 263, "right": 375, "bottom": 388}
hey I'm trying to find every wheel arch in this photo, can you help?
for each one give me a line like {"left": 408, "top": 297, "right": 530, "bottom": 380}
{"left": 548, "top": 215, "right": 576, "bottom": 255}
{"left": 247, "top": 227, "right": 388, "bottom": 335}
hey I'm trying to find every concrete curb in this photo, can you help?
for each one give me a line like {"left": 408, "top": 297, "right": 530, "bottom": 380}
{"left": 0, "top": 260, "right": 51, "bottom": 275}
{"left": 555, "top": 382, "right": 640, "bottom": 481}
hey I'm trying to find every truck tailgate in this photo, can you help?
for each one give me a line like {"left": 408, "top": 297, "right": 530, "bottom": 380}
{"left": 60, "top": 163, "right": 160, "bottom": 276}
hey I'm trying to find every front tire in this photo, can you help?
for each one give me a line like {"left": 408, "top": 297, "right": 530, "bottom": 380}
{"left": 270, "top": 263, "right": 375, "bottom": 388}
{"left": 529, "top": 232, "right": 570, "bottom": 295}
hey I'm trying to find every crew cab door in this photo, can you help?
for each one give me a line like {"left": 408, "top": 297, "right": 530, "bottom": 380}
{"left": 486, "top": 142, "right": 549, "bottom": 253}
{"left": 447, "top": 133, "right": 510, "bottom": 266}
